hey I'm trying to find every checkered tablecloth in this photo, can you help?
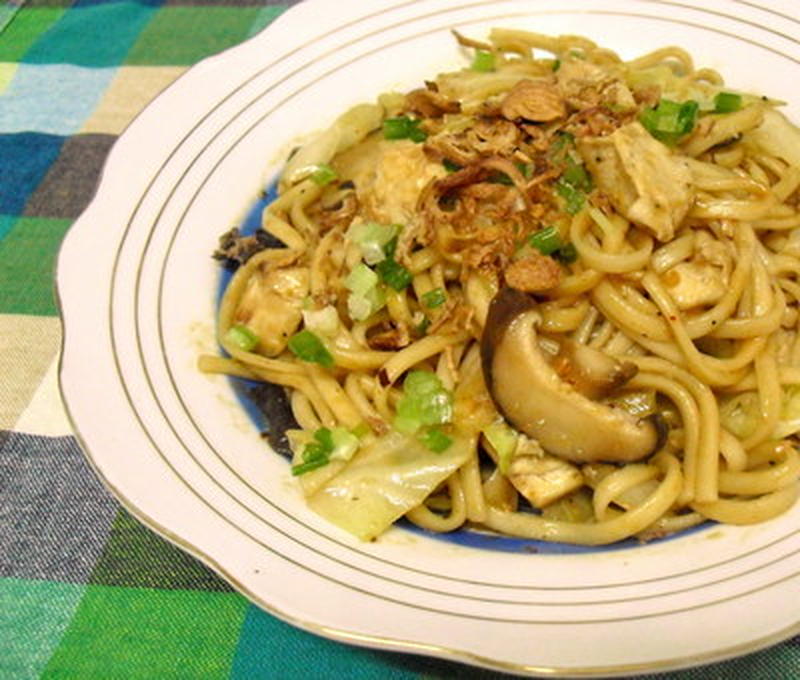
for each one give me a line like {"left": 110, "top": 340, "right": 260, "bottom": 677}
{"left": 1, "top": 1, "right": 799, "bottom": 677}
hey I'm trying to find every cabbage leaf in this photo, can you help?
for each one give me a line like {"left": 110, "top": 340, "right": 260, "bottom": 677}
{"left": 307, "top": 431, "right": 473, "bottom": 540}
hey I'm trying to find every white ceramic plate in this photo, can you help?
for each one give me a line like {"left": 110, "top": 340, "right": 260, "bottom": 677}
{"left": 58, "top": 0, "right": 800, "bottom": 675}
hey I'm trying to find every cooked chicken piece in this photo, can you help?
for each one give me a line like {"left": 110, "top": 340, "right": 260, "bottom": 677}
{"left": 351, "top": 139, "right": 447, "bottom": 225}
{"left": 601, "top": 81, "right": 637, "bottom": 112}
{"left": 500, "top": 79, "right": 566, "bottom": 123}
{"left": 661, "top": 261, "right": 727, "bottom": 310}
{"left": 696, "top": 229, "right": 733, "bottom": 279}
{"left": 504, "top": 252, "right": 562, "bottom": 292}
{"left": 578, "top": 122, "right": 694, "bottom": 241}
{"left": 556, "top": 58, "right": 613, "bottom": 108}
{"left": 506, "top": 436, "right": 584, "bottom": 509}
{"left": 235, "top": 264, "right": 309, "bottom": 356}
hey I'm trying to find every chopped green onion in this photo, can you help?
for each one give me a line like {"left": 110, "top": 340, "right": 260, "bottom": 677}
{"left": 345, "top": 262, "right": 379, "bottom": 295}
{"left": 640, "top": 98, "right": 699, "bottom": 144}
{"left": 313, "top": 426, "right": 334, "bottom": 451}
{"left": 376, "top": 255, "right": 413, "bottom": 291}
{"left": 383, "top": 116, "right": 427, "bottom": 142}
{"left": 291, "top": 426, "right": 359, "bottom": 475}
{"left": 561, "top": 157, "right": 592, "bottom": 192}
{"left": 471, "top": 49, "right": 495, "bottom": 72}
{"left": 224, "top": 324, "right": 260, "bottom": 352}
{"left": 383, "top": 117, "right": 410, "bottom": 140}
{"left": 291, "top": 429, "right": 332, "bottom": 476}
{"left": 482, "top": 420, "right": 518, "bottom": 474}
{"left": 552, "top": 131, "right": 575, "bottom": 151}
{"left": 329, "top": 427, "right": 360, "bottom": 462}
{"left": 310, "top": 163, "right": 338, "bottom": 186}
{"left": 553, "top": 242, "right": 578, "bottom": 264}
{"left": 404, "top": 370, "right": 444, "bottom": 396}
{"left": 291, "top": 457, "right": 330, "bottom": 476}
{"left": 348, "top": 285, "right": 386, "bottom": 322}
{"left": 555, "top": 178, "right": 586, "bottom": 215}
{"left": 418, "top": 427, "right": 453, "bottom": 453}
{"left": 382, "top": 235, "right": 398, "bottom": 259}
{"left": 714, "top": 91, "right": 742, "bottom": 113}
{"left": 347, "top": 221, "right": 399, "bottom": 264}
{"left": 287, "top": 330, "right": 334, "bottom": 368}
{"left": 407, "top": 125, "right": 427, "bottom": 143}
{"left": 552, "top": 58, "right": 561, "bottom": 72}
{"left": 443, "top": 159, "right": 461, "bottom": 173}
{"left": 302, "top": 305, "right": 339, "bottom": 336}
{"left": 416, "top": 317, "right": 431, "bottom": 335}
{"left": 394, "top": 370, "right": 454, "bottom": 435}
{"left": 421, "top": 287, "right": 447, "bottom": 308}
{"left": 529, "top": 226, "right": 562, "bottom": 256}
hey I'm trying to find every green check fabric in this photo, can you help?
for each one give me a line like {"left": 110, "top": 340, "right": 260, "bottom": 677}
{"left": 0, "top": 1, "right": 798, "bottom": 678}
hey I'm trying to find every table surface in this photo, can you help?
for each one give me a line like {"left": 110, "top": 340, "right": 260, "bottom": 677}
{"left": 1, "top": 0, "right": 799, "bottom": 678}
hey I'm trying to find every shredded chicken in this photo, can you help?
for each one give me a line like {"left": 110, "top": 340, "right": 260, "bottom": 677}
{"left": 578, "top": 121, "right": 694, "bottom": 241}
{"left": 352, "top": 139, "right": 447, "bottom": 225}
{"left": 556, "top": 57, "right": 614, "bottom": 110}
{"left": 505, "top": 436, "right": 584, "bottom": 508}
{"left": 661, "top": 231, "right": 732, "bottom": 309}
{"left": 661, "top": 261, "right": 727, "bottom": 309}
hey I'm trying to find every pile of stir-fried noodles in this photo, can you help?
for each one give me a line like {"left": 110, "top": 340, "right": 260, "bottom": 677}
{"left": 200, "top": 29, "right": 800, "bottom": 545}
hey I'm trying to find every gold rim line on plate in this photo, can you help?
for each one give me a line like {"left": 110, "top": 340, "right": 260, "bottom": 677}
{"left": 54, "top": 0, "right": 800, "bottom": 674}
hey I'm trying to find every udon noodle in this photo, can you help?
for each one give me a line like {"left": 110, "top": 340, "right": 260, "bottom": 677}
{"left": 200, "top": 29, "right": 800, "bottom": 545}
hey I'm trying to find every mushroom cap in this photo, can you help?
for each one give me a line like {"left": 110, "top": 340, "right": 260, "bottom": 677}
{"left": 480, "top": 287, "right": 666, "bottom": 464}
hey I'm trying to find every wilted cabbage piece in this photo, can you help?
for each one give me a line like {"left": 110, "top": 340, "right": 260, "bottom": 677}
{"left": 748, "top": 108, "right": 800, "bottom": 168}
{"left": 281, "top": 103, "right": 385, "bottom": 186}
{"left": 307, "top": 431, "right": 472, "bottom": 540}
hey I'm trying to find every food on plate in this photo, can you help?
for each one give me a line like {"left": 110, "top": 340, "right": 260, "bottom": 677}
{"left": 200, "top": 29, "right": 800, "bottom": 544}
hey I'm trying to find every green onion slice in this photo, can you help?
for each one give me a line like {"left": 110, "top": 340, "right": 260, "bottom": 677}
{"left": 394, "top": 370, "right": 454, "bottom": 435}
{"left": 421, "top": 287, "right": 447, "bottom": 308}
{"left": 382, "top": 116, "right": 427, "bottom": 142}
{"left": 344, "top": 262, "right": 379, "bottom": 295}
{"left": 287, "top": 330, "right": 334, "bottom": 368}
{"left": 529, "top": 226, "right": 562, "bottom": 255}
{"left": 714, "top": 91, "right": 742, "bottom": 113}
{"left": 224, "top": 324, "right": 259, "bottom": 352}
{"left": 640, "top": 98, "right": 699, "bottom": 144}
{"left": 310, "top": 163, "right": 338, "bottom": 186}
{"left": 553, "top": 242, "right": 578, "bottom": 264}
{"left": 471, "top": 50, "right": 495, "bottom": 72}
{"left": 376, "top": 255, "right": 413, "bottom": 291}
{"left": 347, "top": 221, "right": 399, "bottom": 264}
{"left": 555, "top": 178, "right": 586, "bottom": 215}
{"left": 418, "top": 427, "right": 453, "bottom": 453}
